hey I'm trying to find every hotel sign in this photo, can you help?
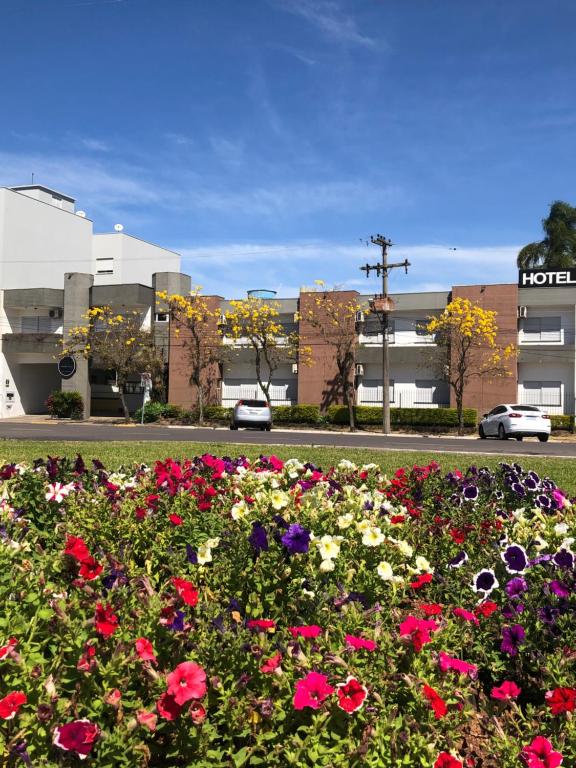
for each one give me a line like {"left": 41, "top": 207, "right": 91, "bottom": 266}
{"left": 519, "top": 269, "right": 576, "bottom": 287}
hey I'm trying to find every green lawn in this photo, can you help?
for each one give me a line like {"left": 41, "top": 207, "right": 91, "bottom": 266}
{"left": 1, "top": 438, "right": 575, "bottom": 494}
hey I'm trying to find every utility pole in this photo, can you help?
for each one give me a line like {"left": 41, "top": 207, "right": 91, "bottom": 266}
{"left": 360, "top": 236, "right": 410, "bottom": 433}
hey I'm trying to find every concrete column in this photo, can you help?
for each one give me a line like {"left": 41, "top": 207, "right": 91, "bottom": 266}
{"left": 62, "top": 272, "right": 93, "bottom": 418}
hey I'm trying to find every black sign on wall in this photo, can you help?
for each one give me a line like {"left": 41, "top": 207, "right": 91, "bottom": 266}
{"left": 57, "top": 356, "right": 76, "bottom": 379}
{"left": 519, "top": 269, "right": 576, "bottom": 287}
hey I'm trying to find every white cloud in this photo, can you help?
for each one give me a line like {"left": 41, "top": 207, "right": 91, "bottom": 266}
{"left": 272, "top": 0, "right": 378, "bottom": 49}
{"left": 80, "top": 138, "right": 110, "bottom": 152}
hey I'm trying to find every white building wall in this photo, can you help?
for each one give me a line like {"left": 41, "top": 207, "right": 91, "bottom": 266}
{"left": 0, "top": 188, "right": 93, "bottom": 289}
{"left": 517, "top": 361, "right": 574, "bottom": 415}
{"left": 518, "top": 306, "right": 575, "bottom": 346}
{"left": 92, "top": 234, "right": 180, "bottom": 286}
{"left": 357, "top": 361, "right": 449, "bottom": 408}
{"left": 221, "top": 354, "right": 296, "bottom": 406}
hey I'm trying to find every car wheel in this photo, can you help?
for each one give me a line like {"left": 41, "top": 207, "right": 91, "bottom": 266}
{"left": 516, "top": 435, "right": 523, "bottom": 441}
{"left": 260, "top": 426, "right": 266, "bottom": 431}
{"left": 230, "top": 423, "right": 238, "bottom": 430}
{"left": 478, "top": 425, "right": 486, "bottom": 439}
{"left": 538, "top": 434, "right": 549, "bottom": 443}
{"left": 498, "top": 424, "right": 508, "bottom": 440}
{"left": 265, "top": 424, "right": 272, "bottom": 431}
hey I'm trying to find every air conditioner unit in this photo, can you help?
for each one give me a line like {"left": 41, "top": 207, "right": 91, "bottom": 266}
{"left": 49, "top": 308, "right": 63, "bottom": 319}
{"left": 292, "top": 363, "right": 298, "bottom": 374}
{"left": 355, "top": 310, "right": 365, "bottom": 323}
{"left": 517, "top": 306, "right": 528, "bottom": 319}
{"left": 355, "top": 363, "right": 364, "bottom": 376}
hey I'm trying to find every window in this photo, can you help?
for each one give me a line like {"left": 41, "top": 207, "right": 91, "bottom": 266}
{"left": 414, "top": 379, "right": 445, "bottom": 404}
{"left": 155, "top": 312, "right": 169, "bottom": 323}
{"left": 522, "top": 317, "right": 561, "bottom": 342}
{"left": 97, "top": 269, "right": 114, "bottom": 275}
{"left": 522, "top": 381, "right": 562, "bottom": 407}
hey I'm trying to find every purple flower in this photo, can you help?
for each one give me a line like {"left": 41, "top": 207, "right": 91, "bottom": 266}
{"left": 448, "top": 550, "right": 468, "bottom": 569}
{"left": 505, "top": 577, "right": 528, "bottom": 599}
{"left": 281, "top": 524, "right": 311, "bottom": 555}
{"left": 501, "top": 544, "right": 528, "bottom": 574}
{"left": 463, "top": 485, "right": 479, "bottom": 501}
{"left": 553, "top": 549, "right": 574, "bottom": 569}
{"left": 502, "top": 602, "right": 524, "bottom": 618}
{"left": 523, "top": 476, "right": 537, "bottom": 491}
{"left": 168, "top": 610, "right": 186, "bottom": 632}
{"left": 548, "top": 580, "right": 571, "bottom": 598}
{"left": 472, "top": 568, "right": 499, "bottom": 595}
{"left": 539, "top": 606, "right": 560, "bottom": 625}
{"left": 536, "top": 494, "right": 551, "bottom": 510}
{"left": 500, "top": 624, "right": 525, "bottom": 656}
{"left": 511, "top": 483, "right": 526, "bottom": 497}
{"left": 248, "top": 522, "right": 269, "bottom": 555}
{"left": 186, "top": 545, "right": 198, "bottom": 564}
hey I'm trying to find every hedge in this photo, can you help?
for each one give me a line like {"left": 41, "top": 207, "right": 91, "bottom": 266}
{"left": 327, "top": 405, "right": 477, "bottom": 428}
{"left": 550, "top": 414, "right": 575, "bottom": 432}
{"left": 133, "top": 402, "right": 185, "bottom": 423}
{"left": 272, "top": 404, "right": 321, "bottom": 424}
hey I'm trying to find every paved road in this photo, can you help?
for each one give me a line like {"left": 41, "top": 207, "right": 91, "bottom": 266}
{"left": 0, "top": 420, "right": 575, "bottom": 457}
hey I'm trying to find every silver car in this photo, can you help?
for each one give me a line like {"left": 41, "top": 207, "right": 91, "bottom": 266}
{"left": 479, "top": 404, "right": 551, "bottom": 442}
{"left": 230, "top": 399, "right": 272, "bottom": 431}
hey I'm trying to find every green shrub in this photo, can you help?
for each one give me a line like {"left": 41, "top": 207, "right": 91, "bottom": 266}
{"left": 550, "top": 414, "right": 574, "bottom": 432}
{"left": 271, "top": 405, "right": 320, "bottom": 424}
{"left": 45, "top": 390, "right": 84, "bottom": 419}
{"left": 203, "top": 406, "right": 232, "bottom": 422}
{"left": 134, "top": 401, "right": 171, "bottom": 423}
{"left": 327, "top": 405, "right": 477, "bottom": 428}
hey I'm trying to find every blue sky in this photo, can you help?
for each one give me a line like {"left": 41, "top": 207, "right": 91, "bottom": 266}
{"left": 1, "top": 0, "right": 575, "bottom": 297}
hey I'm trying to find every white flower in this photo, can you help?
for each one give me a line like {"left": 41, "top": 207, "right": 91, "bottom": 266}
{"left": 319, "top": 559, "right": 335, "bottom": 572}
{"left": 231, "top": 500, "right": 249, "bottom": 521}
{"left": 533, "top": 536, "right": 549, "bottom": 551}
{"left": 316, "top": 535, "right": 342, "bottom": 560}
{"left": 337, "top": 513, "right": 354, "bottom": 529}
{"left": 356, "top": 519, "right": 372, "bottom": 534}
{"left": 377, "top": 561, "right": 394, "bottom": 580}
{"left": 554, "top": 522, "right": 569, "bottom": 536}
{"left": 45, "top": 482, "right": 74, "bottom": 503}
{"left": 197, "top": 544, "right": 212, "bottom": 565}
{"left": 270, "top": 490, "right": 290, "bottom": 510}
{"left": 338, "top": 459, "right": 357, "bottom": 471}
{"left": 396, "top": 540, "right": 414, "bottom": 558}
{"left": 415, "top": 556, "right": 433, "bottom": 573}
{"left": 362, "top": 527, "right": 385, "bottom": 547}
{"left": 205, "top": 537, "right": 220, "bottom": 549}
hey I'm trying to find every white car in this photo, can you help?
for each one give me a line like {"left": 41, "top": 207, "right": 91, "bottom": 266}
{"left": 230, "top": 399, "right": 272, "bottom": 431}
{"left": 479, "top": 404, "right": 551, "bottom": 442}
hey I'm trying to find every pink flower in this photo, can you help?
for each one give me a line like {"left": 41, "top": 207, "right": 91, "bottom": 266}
{"left": 156, "top": 692, "right": 183, "bottom": 721}
{"left": 438, "top": 651, "right": 478, "bottom": 678}
{"left": 399, "top": 615, "right": 439, "bottom": 652}
{"left": 94, "top": 603, "right": 119, "bottom": 638}
{"left": 293, "top": 671, "right": 335, "bottom": 710}
{"left": 491, "top": 680, "right": 521, "bottom": 701}
{"left": 345, "top": 634, "right": 377, "bottom": 652}
{"left": 453, "top": 607, "right": 479, "bottom": 626}
{"left": 171, "top": 577, "right": 199, "bottom": 607}
{"left": 53, "top": 719, "right": 100, "bottom": 760}
{"left": 0, "top": 637, "right": 17, "bottom": 661}
{"left": 137, "top": 710, "right": 157, "bottom": 732}
{"left": 135, "top": 637, "right": 157, "bottom": 664}
{"left": 46, "top": 482, "right": 73, "bottom": 503}
{"left": 189, "top": 701, "right": 207, "bottom": 724}
{"left": 336, "top": 676, "right": 367, "bottom": 713}
{"left": 246, "top": 619, "right": 276, "bottom": 632}
{"left": 166, "top": 661, "right": 207, "bottom": 705}
{"left": 0, "top": 691, "right": 26, "bottom": 720}
{"left": 260, "top": 652, "right": 282, "bottom": 673}
{"left": 104, "top": 689, "right": 121, "bottom": 707}
{"left": 521, "top": 736, "right": 563, "bottom": 768}
{"left": 288, "top": 625, "right": 322, "bottom": 639}
{"left": 77, "top": 644, "right": 97, "bottom": 672}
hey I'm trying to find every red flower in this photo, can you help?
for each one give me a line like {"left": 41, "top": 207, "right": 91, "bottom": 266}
{"left": 449, "top": 528, "right": 467, "bottom": 544}
{"left": 78, "top": 557, "right": 103, "bottom": 581}
{"left": 345, "top": 634, "right": 378, "bottom": 652}
{"left": 521, "top": 736, "right": 563, "bottom": 768}
{"left": 453, "top": 607, "right": 479, "bottom": 625}
{"left": 0, "top": 691, "right": 26, "bottom": 720}
{"left": 410, "top": 573, "right": 433, "bottom": 590}
{"left": 293, "top": 671, "right": 334, "bottom": 710}
{"left": 0, "top": 637, "right": 17, "bottom": 661}
{"left": 169, "top": 513, "right": 183, "bottom": 526}
{"left": 64, "top": 535, "right": 90, "bottom": 563}
{"left": 189, "top": 701, "right": 207, "bottom": 724}
{"left": 247, "top": 619, "right": 276, "bottom": 632}
{"left": 156, "top": 692, "right": 183, "bottom": 721}
{"left": 171, "top": 577, "right": 199, "bottom": 607}
{"left": 474, "top": 601, "right": 499, "bottom": 618}
{"left": 260, "top": 652, "right": 282, "bottom": 673}
{"left": 390, "top": 515, "right": 405, "bottom": 524}
{"left": 137, "top": 710, "right": 157, "bottom": 732}
{"left": 53, "top": 719, "right": 100, "bottom": 759}
{"left": 288, "top": 625, "right": 322, "bottom": 639}
{"left": 491, "top": 680, "right": 521, "bottom": 701}
{"left": 135, "top": 506, "right": 148, "bottom": 520}
{"left": 336, "top": 676, "right": 367, "bottom": 713}
{"left": 545, "top": 687, "right": 576, "bottom": 715}
{"left": 399, "top": 616, "right": 439, "bottom": 652}
{"left": 77, "top": 644, "right": 97, "bottom": 672}
{"left": 94, "top": 603, "right": 119, "bottom": 638}
{"left": 419, "top": 603, "right": 443, "bottom": 616}
{"left": 434, "top": 753, "right": 463, "bottom": 768}
{"left": 166, "top": 661, "right": 207, "bottom": 705}
{"left": 135, "top": 637, "right": 157, "bottom": 664}
{"left": 423, "top": 685, "right": 447, "bottom": 719}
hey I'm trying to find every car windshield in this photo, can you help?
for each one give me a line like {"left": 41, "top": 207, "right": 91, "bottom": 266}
{"left": 511, "top": 406, "right": 542, "bottom": 412}
{"left": 239, "top": 400, "right": 268, "bottom": 408}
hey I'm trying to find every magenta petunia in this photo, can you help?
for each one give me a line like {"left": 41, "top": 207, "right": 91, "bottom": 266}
{"left": 521, "top": 736, "right": 563, "bottom": 768}
{"left": 288, "top": 625, "right": 322, "bottom": 639}
{"left": 166, "top": 661, "right": 207, "bottom": 705}
{"left": 438, "top": 651, "right": 478, "bottom": 678}
{"left": 491, "top": 680, "right": 521, "bottom": 701}
{"left": 345, "top": 634, "right": 378, "bottom": 652}
{"left": 293, "top": 671, "right": 334, "bottom": 710}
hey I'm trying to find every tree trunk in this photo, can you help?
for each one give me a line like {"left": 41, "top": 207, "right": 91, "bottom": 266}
{"left": 197, "top": 378, "right": 204, "bottom": 425}
{"left": 344, "top": 379, "right": 356, "bottom": 432}
{"left": 117, "top": 380, "right": 131, "bottom": 422}
{"left": 456, "top": 390, "right": 464, "bottom": 435}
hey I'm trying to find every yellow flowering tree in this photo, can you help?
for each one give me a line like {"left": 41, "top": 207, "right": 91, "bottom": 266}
{"left": 225, "top": 297, "right": 307, "bottom": 403}
{"left": 303, "top": 283, "right": 365, "bottom": 432}
{"left": 156, "top": 288, "right": 225, "bottom": 425}
{"left": 62, "top": 305, "right": 157, "bottom": 421}
{"left": 426, "top": 297, "right": 515, "bottom": 433}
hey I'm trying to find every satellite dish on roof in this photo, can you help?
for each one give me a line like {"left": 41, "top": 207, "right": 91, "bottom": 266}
{"left": 114, "top": 223, "right": 124, "bottom": 232}
{"left": 76, "top": 210, "right": 86, "bottom": 218}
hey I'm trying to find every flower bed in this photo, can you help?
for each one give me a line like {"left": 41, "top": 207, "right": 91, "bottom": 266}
{"left": 0, "top": 454, "right": 575, "bottom": 767}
